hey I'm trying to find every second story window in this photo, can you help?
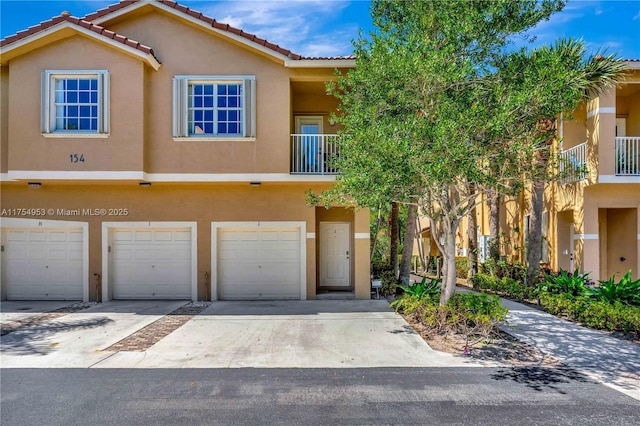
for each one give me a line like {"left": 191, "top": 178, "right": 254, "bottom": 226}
{"left": 173, "top": 76, "right": 256, "bottom": 140}
{"left": 41, "top": 70, "right": 109, "bottom": 136}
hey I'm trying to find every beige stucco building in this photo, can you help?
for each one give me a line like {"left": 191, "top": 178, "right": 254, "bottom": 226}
{"left": 0, "top": 0, "right": 370, "bottom": 302}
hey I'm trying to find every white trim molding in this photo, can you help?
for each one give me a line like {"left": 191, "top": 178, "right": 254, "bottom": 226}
{"left": 4, "top": 171, "right": 336, "bottom": 183}
{"left": 210, "top": 221, "right": 307, "bottom": 301}
{"left": 7, "top": 171, "right": 145, "bottom": 181}
{"left": 587, "top": 107, "right": 615, "bottom": 119}
{"left": 573, "top": 234, "right": 598, "bottom": 240}
{"left": 0, "top": 218, "right": 90, "bottom": 302}
{"left": 101, "top": 221, "right": 198, "bottom": 302}
{"left": 599, "top": 175, "right": 640, "bottom": 184}
{"left": 355, "top": 233, "right": 370, "bottom": 239}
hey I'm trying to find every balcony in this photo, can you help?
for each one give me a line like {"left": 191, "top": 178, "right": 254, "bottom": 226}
{"left": 291, "top": 134, "right": 340, "bottom": 175}
{"left": 615, "top": 137, "right": 640, "bottom": 176}
{"left": 559, "top": 141, "right": 587, "bottom": 185}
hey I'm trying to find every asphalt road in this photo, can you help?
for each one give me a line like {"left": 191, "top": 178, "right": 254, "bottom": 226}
{"left": 2, "top": 367, "right": 638, "bottom": 425}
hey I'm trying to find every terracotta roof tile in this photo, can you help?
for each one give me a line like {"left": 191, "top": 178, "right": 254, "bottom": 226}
{"left": 81, "top": 0, "right": 304, "bottom": 60}
{"left": 2, "top": 1, "right": 355, "bottom": 64}
{"left": 0, "top": 13, "right": 160, "bottom": 64}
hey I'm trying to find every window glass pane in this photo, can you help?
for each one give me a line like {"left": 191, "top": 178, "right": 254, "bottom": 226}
{"left": 219, "top": 85, "right": 227, "bottom": 95}
{"left": 51, "top": 76, "right": 100, "bottom": 132}
{"left": 229, "top": 110, "right": 238, "bottom": 121}
{"left": 228, "top": 123, "right": 238, "bottom": 134}
{"left": 204, "top": 85, "right": 214, "bottom": 95}
{"left": 194, "top": 85, "right": 203, "bottom": 95}
{"left": 204, "top": 123, "right": 214, "bottom": 134}
{"left": 217, "top": 110, "right": 227, "bottom": 121}
{"left": 204, "top": 110, "right": 213, "bottom": 122}
{"left": 218, "top": 123, "right": 227, "bottom": 134}
{"left": 194, "top": 96, "right": 202, "bottom": 108}
{"left": 228, "top": 85, "right": 237, "bottom": 95}
{"left": 204, "top": 96, "right": 214, "bottom": 108}
{"left": 217, "top": 97, "right": 226, "bottom": 107}
{"left": 67, "top": 118, "right": 79, "bottom": 130}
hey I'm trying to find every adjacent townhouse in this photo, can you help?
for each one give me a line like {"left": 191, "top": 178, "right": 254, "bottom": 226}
{"left": 0, "top": 0, "right": 371, "bottom": 302}
{"left": 417, "top": 62, "right": 640, "bottom": 282}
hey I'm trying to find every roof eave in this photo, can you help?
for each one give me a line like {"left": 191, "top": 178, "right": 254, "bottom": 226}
{"left": 285, "top": 59, "right": 356, "bottom": 68}
{"left": 0, "top": 21, "right": 161, "bottom": 70}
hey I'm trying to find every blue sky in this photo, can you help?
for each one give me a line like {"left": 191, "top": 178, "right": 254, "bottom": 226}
{"left": 1, "top": 0, "right": 639, "bottom": 58}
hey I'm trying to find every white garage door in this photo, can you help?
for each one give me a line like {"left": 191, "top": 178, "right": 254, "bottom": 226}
{"left": 218, "top": 227, "right": 301, "bottom": 300}
{"left": 3, "top": 228, "right": 83, "bottom": 300}
{"left": 112, "top": 228, "right": 191, "bottom": 299}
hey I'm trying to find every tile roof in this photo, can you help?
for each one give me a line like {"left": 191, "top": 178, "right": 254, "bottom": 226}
{"left": 84, "top": 0, "right": 305, "bottom": 60}
{"left": 1, "top": 0, "right": 355, "bottom": 64}
{"left": 0, "top": 12, "right": 160, "bottom": 63}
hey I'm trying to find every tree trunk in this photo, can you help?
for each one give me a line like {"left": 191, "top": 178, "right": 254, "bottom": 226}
{"left": 390, "top": 201, "right": 399, "bottom": 278}
{"left": 467, "top": 185, "right": 478, "bottom": 279}
{"left": 526, "top": 180, "right": 545, "bottom": 286}
{"left": 399, "top": 204, "right": 418, "bottom": 286}
{"left": 526, "top": 119, "right": 555, "bottom": 286}
{"left": 489, "top": 189, "right": 500, "bottom": 262}
{"left": 440, "top": 221, "right": 459, "bottom": 306}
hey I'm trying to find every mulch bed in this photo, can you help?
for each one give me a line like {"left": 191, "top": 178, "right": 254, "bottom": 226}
{"left": 402, "top": 313, "right": 563, "bottom": 367}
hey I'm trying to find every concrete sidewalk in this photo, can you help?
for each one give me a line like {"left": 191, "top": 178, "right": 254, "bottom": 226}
{"left": 498, "top": 297, "right": 640, "bottom": 400}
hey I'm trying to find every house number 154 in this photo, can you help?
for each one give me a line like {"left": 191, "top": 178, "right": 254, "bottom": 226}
{"left": 70, "top": 154, "right": 85, "bottom": 163}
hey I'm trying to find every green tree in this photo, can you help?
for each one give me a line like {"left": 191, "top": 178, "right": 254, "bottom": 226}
{"left": 495, "top": 39, "right": 626, "bottom": 286}
{"left": 316, "top": 0, "right": 565, "bottom": 305}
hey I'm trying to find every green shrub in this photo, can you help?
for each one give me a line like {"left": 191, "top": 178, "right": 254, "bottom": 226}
{"left": 470, "top": 273, "right": 538, "bottom": 302}
{"left": 372, "top": 262, "right": 393, "bottom": 279}
{"left": 539, "top": 292, "right": 640, "bottom": 334}
{"left": 380, "top": 269, "right": 398, "bottom": 297}
{"left": 542, "top": 268, "right": 590, "bottom": 297}
{"left": 455, "top": 257, "right": 468, "bottom": 279}
{"left": 390, "top": 291, "right": 507, "bottom": 348}
{"left": 478, "top": 260, "right": 526, "bottom": 281}
{"left": 392, "top": 276, "right": 441, "bottom": 303}
{"left": 590, "top": 271, "right": 640, "bottom": 306}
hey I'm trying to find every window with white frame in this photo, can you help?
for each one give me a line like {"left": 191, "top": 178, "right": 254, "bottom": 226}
{"left": 172, "top": 76, "right": 256, "bottom": 139}
{"left": 41, "top": 70, "right": 109, "bottom": 135}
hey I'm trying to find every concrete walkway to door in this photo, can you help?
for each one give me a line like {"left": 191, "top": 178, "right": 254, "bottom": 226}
{"left": 1, "top": 300, "right": 485, "bottom": 369}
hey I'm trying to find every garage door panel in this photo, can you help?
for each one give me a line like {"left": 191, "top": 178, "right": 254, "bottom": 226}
{"left": 3, "top": 228, "right": 84, "bottom": 300}
{"left": 112, "top": 227, "right": 191, "bottom": 299}
{"left": 217, "top": 226, "right": 301, "bottom": 300}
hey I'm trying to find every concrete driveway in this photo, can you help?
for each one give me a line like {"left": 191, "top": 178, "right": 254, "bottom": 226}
{"left": 1, "top": 300, "right": 483, "bottom": 369}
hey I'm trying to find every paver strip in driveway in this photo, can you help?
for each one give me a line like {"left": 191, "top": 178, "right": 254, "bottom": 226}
{"left": 0, "top": 303, "right": 93, "bottom": 336}
{"left": 106, "top": 304, "right": 208, "bottom": 352}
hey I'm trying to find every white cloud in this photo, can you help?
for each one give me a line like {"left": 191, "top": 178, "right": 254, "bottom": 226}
{"left": 195, "top": 0, "right": 353, "bottom": 56}
{"left": 633, "top": 10, "right": 640, "bottom": 20}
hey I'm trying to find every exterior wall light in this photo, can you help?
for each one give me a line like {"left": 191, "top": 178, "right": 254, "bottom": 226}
{"left": 139, "top": 182, "right": 152, "bottom": 187}
{"left": 28, "top": 182, "right": 42, "bottom": 188}
{"left": 250, "top": 182, "right": 261, "bottom": 187}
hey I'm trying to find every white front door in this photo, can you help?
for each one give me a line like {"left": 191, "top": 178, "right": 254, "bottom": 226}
{"left": 112, "top": 228, "right": 192, "bottom": 299}
{"left": 3, "top": 228, "right": 84, "bottom": 300}
{"left": 616, "top": 118, "right": 627, "bottom": 137}
{"left": 319, "top": 222, "right": 350, "bottom": 288}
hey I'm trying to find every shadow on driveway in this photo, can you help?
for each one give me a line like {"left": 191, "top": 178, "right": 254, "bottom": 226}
{"left": 1, "top": 317, "right": 113, "bottom": 356}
